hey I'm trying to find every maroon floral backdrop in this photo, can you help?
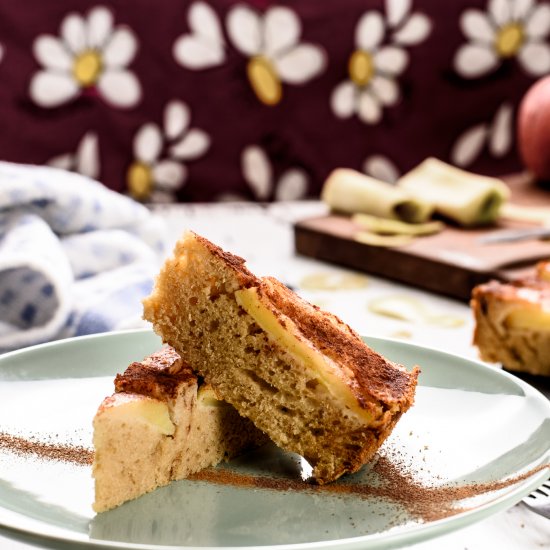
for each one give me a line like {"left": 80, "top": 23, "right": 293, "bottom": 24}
{"left": 0, "top": 0, "right": 548, "bottom": 202}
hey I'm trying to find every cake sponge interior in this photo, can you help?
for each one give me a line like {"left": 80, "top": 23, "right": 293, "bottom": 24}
{"left": 143, "top": 231, "right": 419, "bottom": 483}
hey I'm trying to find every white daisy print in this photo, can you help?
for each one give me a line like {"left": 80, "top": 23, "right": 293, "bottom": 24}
{"left": 454, "top": 0, "right": 550, "bottom": 78}
{"left": 173, "top": 2, "right": 226, "bottom": 69}
{"left": 451, "top": 102, "right": 514, "bottom": 167}
{"left": 127, "top": 101, "right": 210, "bottom": 202}
{"left": 386, "top": 0, "right": 433, "bottom": 46}
{"left": 30, "top": 5, "right": 141, "bottom": 108}
{"left": 47, "top": 132, "right": 100, "bottom": 180}
{"left": 331, "top": 1, "right": 431, "bottom": 124}
{"left": 363, "top": 154, "right": 400, "bottom": 183}
{"left": 227, "top": 5, "right": 326, "bottom": 106}
{"left": 242, "top": 146, "right": 308, "bottom": 201}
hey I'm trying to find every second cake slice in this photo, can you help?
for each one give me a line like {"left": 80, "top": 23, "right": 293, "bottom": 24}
{"left": 93, "top": 346, "right": 267, "bottom": 512}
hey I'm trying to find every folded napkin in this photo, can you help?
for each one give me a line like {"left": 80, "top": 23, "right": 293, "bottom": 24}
{"left": 0, "top": 162, "right": 166, "bottom": 353}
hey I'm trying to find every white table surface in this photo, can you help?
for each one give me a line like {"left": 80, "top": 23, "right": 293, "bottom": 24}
{"left": 1, "top": 201, "right": 548, "bottom": 549}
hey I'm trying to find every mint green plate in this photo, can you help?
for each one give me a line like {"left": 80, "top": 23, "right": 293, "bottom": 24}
{"left": 0, "top": 329, "right": 548, "bottom": 550}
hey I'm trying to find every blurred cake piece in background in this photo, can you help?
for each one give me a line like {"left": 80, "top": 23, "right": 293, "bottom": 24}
{"left": 471, "top": 263, "right": 550, "bottom": 377}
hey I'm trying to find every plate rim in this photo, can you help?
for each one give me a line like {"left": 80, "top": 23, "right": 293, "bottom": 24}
{"left": 0, "top": 328, "right": 548, "bottom": 550}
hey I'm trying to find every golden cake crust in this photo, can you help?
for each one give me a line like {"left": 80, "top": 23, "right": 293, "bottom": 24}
{"left": 185, "top": 233, "right": 259, "bottom": 288}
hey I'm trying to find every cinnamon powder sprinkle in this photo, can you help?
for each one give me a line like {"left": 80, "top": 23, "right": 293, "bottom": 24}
{"left": 371, "top": 455, "right": 549, "bottom": 522}
{"left": 0, "top": 432, "right": 93, "bottom": 466}
{"left": 1, "top": 429, "right": 548, "bottom": 523}
{"left": 190, "top": 455, "right": 550, "bottom": 523}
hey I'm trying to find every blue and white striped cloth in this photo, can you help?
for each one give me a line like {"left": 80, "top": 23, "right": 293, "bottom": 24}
{"left": 0, "top": 162, "right": 166, "bottom": 353}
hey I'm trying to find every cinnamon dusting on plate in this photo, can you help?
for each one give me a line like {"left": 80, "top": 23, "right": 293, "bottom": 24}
{"left": 0, "top": 431, "right": 93, "bottom": 466}
{"left": 190, "top": 454, "right": 549, "bottom": 523}
{"left": 1, "top": 429, "right": 547, "bottom": 523}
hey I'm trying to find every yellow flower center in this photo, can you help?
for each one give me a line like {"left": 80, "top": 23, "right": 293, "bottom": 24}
{"left": 348, "top": 50, "right": 375, "bottom": 87}
{"left": 247, "top": 55, "right": 282, "bottom": 106}
{"left": 495, "top": 23, "right": 524, "bottom": 58}
{"left": 73, "top": 50, "right": 103, "bottom": 87}
{"left": 127, "top": 162, "right": 153, "bottom": 201}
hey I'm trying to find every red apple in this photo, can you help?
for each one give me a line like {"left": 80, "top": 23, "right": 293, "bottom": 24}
{"left": 518, "top": 76, "right": 550, "bottom": 181}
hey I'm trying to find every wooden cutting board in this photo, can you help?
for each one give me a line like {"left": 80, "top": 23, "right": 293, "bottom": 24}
{"left": 294, "top": 174, "right": 550, "bottom": 302}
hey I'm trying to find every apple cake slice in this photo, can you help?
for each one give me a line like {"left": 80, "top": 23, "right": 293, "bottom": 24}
{"left": 143, "top": 232, "right": 420, "bottom": 484}
{"left": 92, "top": 347, "right": 266, "bottom": 512}
{"left": 472, "top": 262, "right": 550, "bottom": 376}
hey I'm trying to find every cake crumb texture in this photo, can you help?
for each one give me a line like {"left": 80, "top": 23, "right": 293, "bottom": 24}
{"left": 143, "top": 231, "right": 419, "bottom": 484}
